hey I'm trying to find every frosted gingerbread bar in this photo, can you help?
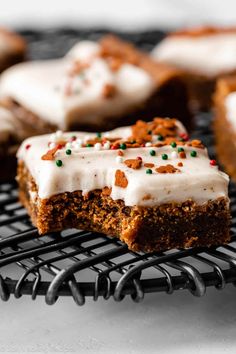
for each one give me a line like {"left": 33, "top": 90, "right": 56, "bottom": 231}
{"left": 213, "top": 76, "right": 236, "bottom": 181}
{"left": 0, "top": 35, "right": 191, "bottom": 133}
{"left": 17, "top": 117, "right": 230, "bottom": 252}
{"left": 152, "top": 26, "right": 236, "bottom": 111}
{"left": 0, "top": 27, "right": 26, "bottom": 73}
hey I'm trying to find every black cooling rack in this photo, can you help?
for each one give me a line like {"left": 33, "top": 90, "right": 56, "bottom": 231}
{"left": 0, "top": 29, "right": 236, "bottom": 306}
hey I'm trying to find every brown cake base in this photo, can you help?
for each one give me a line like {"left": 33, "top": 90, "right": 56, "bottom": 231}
{"left": 18, "top": 161, "right": 231, "bottom": 252}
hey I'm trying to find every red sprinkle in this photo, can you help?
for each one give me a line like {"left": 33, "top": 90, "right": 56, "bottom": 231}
{"left": 180, "top": 133, "right": 189, "bottom": 141}
{"left": 25, "top": 144, "right": 31, "bottom": 150}
{"left": 210, "top": 159, "right": 217, "bottom": 166}
{"left": 141, "top": 143, "right": 146, "bottom": 147}
{"left": 137, "top": 156, "right": 142, "bottom": 161}
{"left": 57, "top": 144, "right": 64, "bottom": 150}
{"left": 70, "top": 136, "right": 77, "bottom": 142}
{"left": 111, "top": 144, "right": 119, "bottom": 150}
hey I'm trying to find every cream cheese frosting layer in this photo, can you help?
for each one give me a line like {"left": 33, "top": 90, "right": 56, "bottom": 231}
{"left": 0, "top": 41, "right": 155, "bottom": 130}
{"left": 152, "top": 33, "right": 236, "bottom": 76}
{"left": 17, "top": 125, "right": 229, "bottom": 206}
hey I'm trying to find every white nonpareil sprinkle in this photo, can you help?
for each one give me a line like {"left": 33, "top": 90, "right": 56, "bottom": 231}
{"left": 116, "top": 156, "right": 123, "bottom": 163}
{"left": 55, "top": 130, "right": 63, "bottom": 138}
{"left": 145, "top": 142, "right": 152, "bottom": 147}
{"left": 171, "top": 151, "right": 178, "bottom": 159}
{"left": 65, "top": 142, "right": 72, "bottom": 149}
{"left": 94, "top": 142, "right": 102, "bottom": 150}
{"left": 49, "top": 142, "right": 56, "bottom": 149}
{"left": 103, "top": 141, "right": 110, "bottom": 150}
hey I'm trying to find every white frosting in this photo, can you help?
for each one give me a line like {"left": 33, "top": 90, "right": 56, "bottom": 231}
{"left": 0, "top": 41, "right": 155, "bottom": 130}
{"left": 152, "top": 33, "right": 236, "bottom": 76}
{"left": 17, "top": 124, "right": 229, "bottom": 206}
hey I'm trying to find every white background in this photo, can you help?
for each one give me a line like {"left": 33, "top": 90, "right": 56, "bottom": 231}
{"left": 1, "top": 1, "right": 236, "bottom": 353}
{"left": 1, "top": 0, "right": 236, "bottom": 30}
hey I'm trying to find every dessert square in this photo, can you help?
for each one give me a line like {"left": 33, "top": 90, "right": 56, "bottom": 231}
{"left": 0, "top": 35, "right": 191, "bottom": 134}
{"left": 0, "top": 27, "right": 26, "bottom": 73}
{"left": 214, "top": 76, "right": 236, "bottom": 181}
{"left": 152, "top": 26, "right": 236, "bottom": 111}
{"left": 17, "top": 117, "right": 230, "bottom": 252}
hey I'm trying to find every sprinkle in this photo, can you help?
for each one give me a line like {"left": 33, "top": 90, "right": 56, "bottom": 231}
{"left": 150, "top": 150, "right": 156, "bottom": 156}
{"left": 157, "top": 135, "right": 164, "bottom": 141}
{"left": 171, "top": 151, "right": 178, "bottom": 159}
{"left": 170, "top": 142, "right": 177, "bottom": 148}
{"left": 66, "top": 149, "right": 71, "bottom": 155}
{"left": 74, "top": 138, "right": 82, "bottom": 146}
{"left": 103, "top": 141, "right": 110, "bottom": 150}
{"left": 137, "top": 156, "right": 142, "bottom": 161}
{"left": 146, "top": 169, "right": 153, "bottom": 174}
{"left": 55, "top": 130, "right": 63, "bottom": 138}
{"left": 210, "top": 159, "right": 217, "bottom": 166}
{"left": 50, "top": 133, "right": 57, "bottom": 142}
{"left": 178, "top": 162, "right": 183, "bottom": 167}
{"left": 56, "top": 159, "right": 63, "bottom": 167}
{"left": 70, "top": 135, "right": 77, "bottom": 142}
{"left": 180, "top": 133, "right": 189, "bottom": 141}
{"left": 65, "top": 142, "right": 72, "bottom": 149}
{"left": 145, "top": 142, "right": 152, "bottom": 147}
{"left": 162, "top": 154, "right": 168, "bottom": 160}
{"left": 86, "top": 143, "right": 92, "bottom": 148}
{"left": 96, "top": 132, "right": 102, "bottom": 138}
{"left": 25, "top": 144, "right": 31, "bottom": 150}
{"left": 48, "top": 142, "right": 56, "bottom": 149}
{"left": 147, "top": 130, "right": 152, "bottom": 135}
{"left": 179, "top": 151, "right": 186, "bottom": 159}
{"left": 111, "top": 144, "right": 119, "bottom": 150}
{"left": 120, "top": 143, "right": 127, "bottom": 150}
{"left": 178, "top": 147, "right": 184, "bottom": 153}
{"left": 118, "top": 150, "right": 124, "bottom": 156}
{"left": 190, "top": 150, "right": 197, "bottom": 157}
{"left": 94, "top": 142, "right": 102, "bottom": 150}
{"left": 116, "top": 156, "right": 123, "bottom": 163}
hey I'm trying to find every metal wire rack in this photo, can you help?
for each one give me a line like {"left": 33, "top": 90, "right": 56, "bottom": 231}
{"left": 0, "top": 29, "right": 235, "bottom": 305}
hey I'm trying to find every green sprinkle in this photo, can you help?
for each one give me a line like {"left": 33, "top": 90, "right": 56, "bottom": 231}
{"left": 150, "top": 150, "right": 156, "bottom": 156}
{"left": 120, "top": 143, "right": 127, "bottom": 150}
{"left": 162, "top": 154, "right": 168, "bottom": 160}
{"left": 146, "top": 169, "right": 152, "bottom": 174}
{"left": 157, "top": 135, "right": 164, "bottom": 141}
{"left": 56, "top": 159, "right": 63, "bottom": 167}
{"left": 171, "top": 142, "right": 177, "bottom": 148}
{"left": 96, "top": 132, "right": 102, "bottom": 138}
{"left": 66, "top": 149, "right": 71, "bottom": 155}
{"left": 86, "top": 143, "right": 92, "bottom": 147}
{"left": 190, "top": 150, "right": 197, "bottom": 157}
{"left": 178, "top": 147, "right": 184, "bottom": 153}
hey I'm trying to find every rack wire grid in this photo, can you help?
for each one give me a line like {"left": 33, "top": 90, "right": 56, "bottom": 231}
{"left": 0, "top": 29, "right": 236, "bottom": 306}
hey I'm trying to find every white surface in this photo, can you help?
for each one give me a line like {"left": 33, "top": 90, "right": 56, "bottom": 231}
{"left": 1, "top": 0, "right": 236, "bottom": 30}
{"left": 1, "top": 285, "right": 236, "bottom": 353}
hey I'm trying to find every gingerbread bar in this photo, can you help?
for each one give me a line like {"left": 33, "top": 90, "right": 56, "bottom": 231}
{"left": 152, "top": 26, "right": 236, "bottom": 110}
{"left": 0, "top": 27, "right": 26, "bottom": 73}
{"left": 213, "top": 76, "right": 236, "bottom": 181}
{"left": 0, "top": 35, "right": 191, "bottom": 134}
{"left": 17, "top": 117, "right": 230, "bottom": 252}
